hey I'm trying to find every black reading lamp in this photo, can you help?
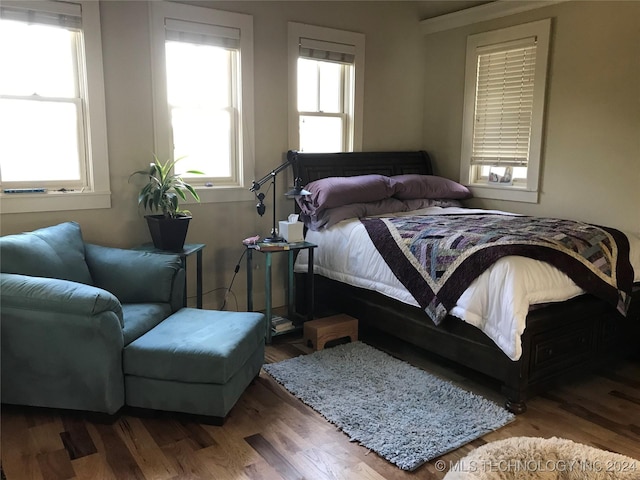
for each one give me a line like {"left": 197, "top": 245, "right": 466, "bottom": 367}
{"left": 250, "top": 160, "right": 311, "bottom": 243}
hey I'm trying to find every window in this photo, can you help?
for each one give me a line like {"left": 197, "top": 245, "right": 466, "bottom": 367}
{"left": 150, "top": 2, "right": 254, "bottom": 203}
{"left": 0, "top": 0, "right": 110, "bottom": 213}
{"left": 288, "top": 23, "right": 364, "bottom": 153}
{"left": 297, "top": 42, "right": 353, "bottom": 153}
{"left": 460, "top": 19, "right": 550, "bottom": 203}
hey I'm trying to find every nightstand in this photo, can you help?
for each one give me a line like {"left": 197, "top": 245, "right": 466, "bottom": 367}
{"left": 134, "top": 243, "right": 205, "bottom": 308}
{"left": 245, "top": 241, "right": 317, "bottom": 343}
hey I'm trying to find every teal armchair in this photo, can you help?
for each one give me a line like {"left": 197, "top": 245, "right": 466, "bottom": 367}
{"left": 0, "top": 222, "right": 184, "bottom": 415}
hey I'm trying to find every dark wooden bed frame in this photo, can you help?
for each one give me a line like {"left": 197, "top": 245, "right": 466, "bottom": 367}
{"left": 289, "top": 149, "right": 640, "bottom": 413}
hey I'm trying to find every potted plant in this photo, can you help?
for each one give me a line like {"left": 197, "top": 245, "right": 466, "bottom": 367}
{"left": 130, "top": 155, "right": 203, "bottom": 251}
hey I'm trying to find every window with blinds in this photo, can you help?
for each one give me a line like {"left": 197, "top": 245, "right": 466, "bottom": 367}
{"left": 150, "top": 2, "right": 255, "bottom": 200}
{"left": 460, "top": 20, "right": 551, "bottom": 203}
{"left": 289, "top": 23, "right": 364, "bottom": 153}
{"left": 0, "top": 1, "right": 86, "bottom": 188}
{"left": 471, "top": 38, "right": 537, "bottom": 168}
{"left": 163, "top": 19, "right": 241, "bottom": 183}
{"left": 297, "top": 38, "right": 355, "bottom": 153}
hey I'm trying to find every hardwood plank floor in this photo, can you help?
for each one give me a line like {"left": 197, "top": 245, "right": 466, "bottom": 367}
{"left": 2, "top": 328, "right": 639, "bottom": 480}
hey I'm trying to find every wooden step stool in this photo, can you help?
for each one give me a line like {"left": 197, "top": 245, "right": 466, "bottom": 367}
{"left": 303, "top": 314, "right": 358, "bottom": 351}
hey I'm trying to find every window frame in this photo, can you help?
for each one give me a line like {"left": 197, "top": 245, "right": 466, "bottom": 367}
{"left": 460, "top": 19, "right": 551, "bottom": 203}
{"left": 165, "top": 39, "right": 239, "bottom": 185}
{"left": 149, "top": 1, "right": 255, "bottom": 204}
{"left": 297, "top": 55, "right": 350, "bottom": 153}
{"left": 288, "top": 22, "right": 364, "bottom": 154}
{"left": 0, "top": 0, "right": 110, "bottom": 214}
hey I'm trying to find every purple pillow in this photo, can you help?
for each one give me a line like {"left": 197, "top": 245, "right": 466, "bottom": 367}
{"left": 296, "top": 174, "right": 397, "bottom": 216}
{"left": 392, "top": 174, "right": 472, "bottom": 200}
{"left": 301, "top": 198, "right": 407, "bottom": 230}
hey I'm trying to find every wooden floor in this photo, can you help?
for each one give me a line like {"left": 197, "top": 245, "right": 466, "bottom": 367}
{"left": 2, "top": 328, "right": 639, "bottom": 480}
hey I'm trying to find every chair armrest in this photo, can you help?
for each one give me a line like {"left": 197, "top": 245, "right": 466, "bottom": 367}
{"left": 0, "top": 273, "right": 125, "bottom": 414}
{"left": 0, "top": 273, "right": 123, "bottom": 326}
{"left": 85, "top": 244, "right": 185, "bottom": 310}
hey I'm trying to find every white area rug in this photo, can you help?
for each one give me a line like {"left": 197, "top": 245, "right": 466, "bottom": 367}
{"left": 263, "top": 341, "right": 514, "bottom": 471}
{"left": 443, "top": 436, "right": 639, "bottom": 479}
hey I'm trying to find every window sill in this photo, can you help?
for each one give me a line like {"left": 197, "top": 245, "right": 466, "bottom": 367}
{"left": 468, "top": 184, "right": 539, "bottom": 204}
{"left": 0, "top": 191, "right": 111, "bottom": 214}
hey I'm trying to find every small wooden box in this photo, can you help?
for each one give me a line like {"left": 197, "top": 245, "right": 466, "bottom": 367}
{"left": 303, "top": 314, "right": 358, "bottom": 351}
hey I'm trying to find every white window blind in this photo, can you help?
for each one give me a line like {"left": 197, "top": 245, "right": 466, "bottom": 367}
{"left": 471, "top": 37, "right": 537, "bottom": 167}
{"left": 299, "top": 37, "right": 355, "bottom": 64}
{"left": 165, "top": 18, "right": 239, "bottom": 49}
{"left": 0, "top": 1, "right": 81, "bottom": 29}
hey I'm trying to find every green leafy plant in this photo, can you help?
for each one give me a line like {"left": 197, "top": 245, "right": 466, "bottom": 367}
{"left": 130, "top": 155, "right": 204, "bottom": 218}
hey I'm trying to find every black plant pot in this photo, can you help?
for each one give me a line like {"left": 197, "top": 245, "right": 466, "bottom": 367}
{"left": 145, "top": 215, "right": 191, "bottom": 251}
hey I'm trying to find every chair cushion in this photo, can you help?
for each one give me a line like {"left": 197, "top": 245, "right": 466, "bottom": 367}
{"left": 0, "top": 222, "right": 92, "bottom": 285}
{"left": 85, "top": 244, "right": 183, "bottom": 306}
{"left": 123, "top": 308, "right": 265, "bottom": 384}
{"left": 122, "top": 303, "right": 173, "bottom": 345}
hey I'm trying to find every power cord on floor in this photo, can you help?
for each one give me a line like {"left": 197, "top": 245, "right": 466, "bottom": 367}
{"left": 219, "top": 249, "right": 247, "bottom": 311}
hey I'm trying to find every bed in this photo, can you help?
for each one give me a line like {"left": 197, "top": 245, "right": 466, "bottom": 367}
{"left": 289, "top": 149, "right": 640, "bottom": 413}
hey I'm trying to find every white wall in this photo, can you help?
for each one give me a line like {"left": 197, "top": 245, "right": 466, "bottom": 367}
{"left": 422, "top": 1, "right": 640, "bottom": 236}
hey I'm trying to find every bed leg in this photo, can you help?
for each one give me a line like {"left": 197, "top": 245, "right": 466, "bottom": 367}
{"left": 505, "top": 398, "right": 527, "bottom": 414}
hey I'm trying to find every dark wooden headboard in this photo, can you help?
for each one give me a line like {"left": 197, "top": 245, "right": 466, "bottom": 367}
{"left": 287, "top": 150, "right": 433, "bottom": 184}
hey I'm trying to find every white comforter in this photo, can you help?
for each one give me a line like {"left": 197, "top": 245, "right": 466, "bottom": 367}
{"left": 294, "top": 207, "right": 640, "bottom": 361}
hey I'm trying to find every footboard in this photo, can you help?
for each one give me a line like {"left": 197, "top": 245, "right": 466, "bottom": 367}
{"left": 504, "top": 290, "right": 639, "bottom": 413}
{"left": 301, "top": 274, "right": 640, "bottom": 413}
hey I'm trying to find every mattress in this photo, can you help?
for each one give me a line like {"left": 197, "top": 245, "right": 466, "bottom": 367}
{"left": 294, "top": 206, "right": 640, "bottom": 360}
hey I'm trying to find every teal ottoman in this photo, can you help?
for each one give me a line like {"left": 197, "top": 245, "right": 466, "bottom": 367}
{"left": 123, "top": 308, "right": 265, "bottom": 423}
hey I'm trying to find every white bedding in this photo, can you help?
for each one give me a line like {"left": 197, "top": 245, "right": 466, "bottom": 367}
{"left": 294, "top": 207, "right": 640, "bottom": 361}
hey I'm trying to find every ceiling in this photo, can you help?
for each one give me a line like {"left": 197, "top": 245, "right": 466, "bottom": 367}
{"left": 413, "top": 0, "right": 493, "bottom": 20}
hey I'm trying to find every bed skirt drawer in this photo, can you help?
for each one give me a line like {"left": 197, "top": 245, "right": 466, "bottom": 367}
{"left": 529, "top": 324, "right": 594, "bottom": 380}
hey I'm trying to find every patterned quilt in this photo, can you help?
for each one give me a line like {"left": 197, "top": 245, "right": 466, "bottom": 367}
{"left": 361, "top": 214, "right": 634, "bottom": 325}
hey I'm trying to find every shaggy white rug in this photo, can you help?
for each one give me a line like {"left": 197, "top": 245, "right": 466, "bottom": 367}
{"left": 443, "top": 436, "right": 639, "bottom": 480}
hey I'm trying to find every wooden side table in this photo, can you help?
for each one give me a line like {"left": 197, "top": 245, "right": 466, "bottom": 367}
{"left": 134, "top": 243, "right": 205, "bottom": 308}
{"left": 245, "top": 241, "right": 317, "bottom": 343}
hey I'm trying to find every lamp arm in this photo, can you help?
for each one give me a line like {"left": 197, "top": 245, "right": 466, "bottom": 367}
{"left": 249, "top": 160, "right": 291, "bottom": 192}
